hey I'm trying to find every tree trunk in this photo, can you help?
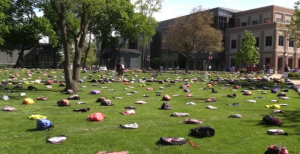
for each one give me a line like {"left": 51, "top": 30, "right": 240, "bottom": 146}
{"left": 185, "top": 57, "right": 189, "bottom": 73}
{"left": 71, "top": 38, "right": 84, "bottom": 92}
{"left": 52, "top": 47, "right": 58, "bottom": 68}
{"left": 54, "top": 1, "right": 76, "bottom": 92}
{"left": 82, "top": 32, "right": 92, "bottom": 69}
{"left": 141, "top": 47, "right": 144, "bottom": 69}
{"left": 14, "top": 44, "right": 25, "bottom": 68}
{"left": 99, "top": 40, "right": 106, "bottom": 66}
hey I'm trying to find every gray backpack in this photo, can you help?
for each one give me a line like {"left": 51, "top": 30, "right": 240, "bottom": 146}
{"left": 161, "top": 102, "right": 172, "bottom": 110}
{"left": 101, "top": 99, "right": 114, "bottom": 106}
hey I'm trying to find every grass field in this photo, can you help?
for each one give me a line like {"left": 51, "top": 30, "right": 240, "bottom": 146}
{"left": 0, "top": 69, "right": 299, "bottom": 154}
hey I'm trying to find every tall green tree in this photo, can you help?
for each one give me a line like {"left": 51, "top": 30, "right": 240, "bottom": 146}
{"left": 0, "top": 0, "right": 57, "bottom": 67}
{"left": 279, "top": 1, "right": 300, "bottom": 48}
{"left": 114, "top": 12, "right": 149, "bottom": 68}
{"left": 235, "top": 30, "right": 260, "bottom": 67}
{"left": 133, "top": 0, "right": 162, "bottom": 69}
{"left": 0, "top": 0, "right": 14, "bottom": 45}
{"left": 49, "top": 0, "right": 104, "bottom": 92}
{"left": 92, "top": 0, "right": 135, "bottom": 66}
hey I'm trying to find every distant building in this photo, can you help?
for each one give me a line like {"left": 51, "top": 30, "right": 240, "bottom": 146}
{"left": 151, "top": 5, "right": 296, "bottom": 72}
{"left": 0, "top": 43, "right": 61, "bottom": 68}
{"left": 151, "top": 7, "right": 239, "bottom": 70}
{"left": 226, "top": 5, "right": 295, "bottom": 73}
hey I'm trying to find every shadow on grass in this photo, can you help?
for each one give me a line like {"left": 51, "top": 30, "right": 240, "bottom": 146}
{"left": 26, "top": 129, "right": 40, "bottom": 132}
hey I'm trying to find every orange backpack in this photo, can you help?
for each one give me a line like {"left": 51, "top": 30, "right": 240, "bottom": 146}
{"left": 87, "top": 112, "right": 105, "bottom": 122}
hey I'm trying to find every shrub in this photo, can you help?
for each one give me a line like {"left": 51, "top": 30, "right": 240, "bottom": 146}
{"left": 288, "top": 72, "right": 300, "bottom": 78}
{"left": 257, "top": 70, "right": 263, "bottom": 74}
{"left": 239, "top": 68, "right": 246, "bottom": 73}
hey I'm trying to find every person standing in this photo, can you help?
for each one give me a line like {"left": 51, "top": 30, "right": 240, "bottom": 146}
{"left": 266, "top": 63, "right": 270, "bottom": 74}
{"left": 116, "top": 63, "right": 124, "bottom": 81}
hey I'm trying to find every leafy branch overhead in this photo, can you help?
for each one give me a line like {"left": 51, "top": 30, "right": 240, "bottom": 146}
{"left": 235, "top": 30, "right": 260, "bottom": 65}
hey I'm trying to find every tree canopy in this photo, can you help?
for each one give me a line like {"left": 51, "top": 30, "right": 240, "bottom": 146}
{"left": 0, "top": 0, "right": 14, "bottom": 45}
{"left": 235, "top": 30, "right": 260, "bottom": 66}
{"left": 165, "top": 6, "right": 223, "bottom": 72}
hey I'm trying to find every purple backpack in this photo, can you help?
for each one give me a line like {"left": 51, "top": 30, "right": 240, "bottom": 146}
{"left": 184, "top": 89, "right": 191, "bottom": 92}
{"left": 271, "top": 89, "right": 278, "bottom": 93}
{"left": 91, "top": 90, "right": 100, "bottom": 95}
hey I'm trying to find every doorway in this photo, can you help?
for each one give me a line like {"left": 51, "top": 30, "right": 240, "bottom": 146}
{"left": 265, "top": 57, "right": 271, "bottom": 65}
{"left": 278, "top": 57, "right": 283, "bottom": 72}
{"left": 288, "top": 58, "right": 293, "bottom": 69}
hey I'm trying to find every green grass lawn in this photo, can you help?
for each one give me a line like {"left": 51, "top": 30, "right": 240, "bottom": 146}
{"left": 0, "top": 69, "right": 299, "bottom": 154}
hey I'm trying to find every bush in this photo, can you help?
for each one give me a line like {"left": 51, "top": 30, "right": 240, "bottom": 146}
{"left": 257, "top": 70, "right": 263, "bottom": 74}
{"left": 239, "top": 68, "right": 246, "bottom": 73}
{"left": 288, "top": 72, "right": 300, "bottom": 78}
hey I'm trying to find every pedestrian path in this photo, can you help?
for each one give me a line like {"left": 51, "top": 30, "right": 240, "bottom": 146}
{"left": 269, "top": 73, "right": 300, "bottom": 86}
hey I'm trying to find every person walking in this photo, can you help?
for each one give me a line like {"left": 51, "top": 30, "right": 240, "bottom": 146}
{"left": 116, "top": 63, "right": 124, "bottom": 81}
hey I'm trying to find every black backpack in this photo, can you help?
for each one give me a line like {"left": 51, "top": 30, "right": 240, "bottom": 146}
{"left": 262, "top": 115, "right": 282, "bottom": 126}
{"left": 212, "top": 88, "right": 217, "bottom": 93}
{"left": 159, "top": 137, "right": 188, "bottom": 145}
{"left": 190, "top": 126, "right": 215, "bottom": 138}
{"left": 158, "top": 137, "right": 200, "bottom": 148}
{"left": 161, "top": 102, "right": 172, "bottom": 110}
{"left": 101, "top": 99, "right": 114, "bottom": 106}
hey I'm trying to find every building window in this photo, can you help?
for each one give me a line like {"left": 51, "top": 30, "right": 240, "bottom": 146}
{"left": 289, "top": 39, "right": 294, "bottom": 47}
{"left": 278, "top": 36, "right": 284, "bottom": 46}
{"left": 231, "top": 40, "right": 236, "bottom": 49}
{"left": 255, "top": 37, "right": 259, "bottom": 47}
{"left": 286, "top": 20, "right": 290, "bottom": 24}
{"left": 264, "top": 18, "right": 270, "bottom": 23}
{"left": 276, "top": 18, "right": 282, "bottom": 22}
{"left": 241, "top": 22, "right": 247, "bottom": 27}
{"left": 252, "top": 20, "right": 258, "bottom": 25}
{"left": 7, "top": 53, "right": 13, "bottom": 63}
{"left": 265, "top": 36, "right": 272, "bottom": 46}
{"left": 230, "top": 59, "right": 235, "bottom": 67}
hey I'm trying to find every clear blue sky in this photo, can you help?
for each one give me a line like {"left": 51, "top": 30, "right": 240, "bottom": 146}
{"left": 153, "top": 0, "right": 297, "bottom": 21}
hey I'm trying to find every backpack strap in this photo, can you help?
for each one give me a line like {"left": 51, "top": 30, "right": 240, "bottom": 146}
{"left": 188, "top": 140, "right": 200, "bottom": 148}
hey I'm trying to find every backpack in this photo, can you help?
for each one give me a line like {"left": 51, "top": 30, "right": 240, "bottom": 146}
{"left": 162, "top": 95, "right": 171, "bottom": 101}
{"left": 57, "top": 99, "right": 70, "bottom": 107}
{"left": 87, "top": 112, "right": 105, "bottom": 121}
{"left": 185, "top": 119, "right": 203, "bottom": 124}
{"left": 36, "top": 119, "right": 54, "bottom": 130}
{"left": 271, "top": 88, "right": 278, "bottom": 93}
{"left": 161, "top": 102, "right": 172, "bottom": 110}
{"left": 28, "top": 86, "right": 37, "bottom": 91}
{"left": 262, "top": 115, "right": 282, "bottom": 126}
{"left": 158, "top": 137, "right": 200, "bottom": 148}
{"left": 266, "top": 145, "right": 289, "bottom": 154}
{"left": 96, "top": 97, "right": 106, "bottom": 102}
{"left": 267, "top": 129, "right": 288, "bottom": 135}
{"left": 101, "top": 99, "right": 114, "bottom": 106}
{"left": 190, "top": 126, "right": 215, "bottom": 138}
{"left": 212, "top": 88, "right": 217, "bottom": 93}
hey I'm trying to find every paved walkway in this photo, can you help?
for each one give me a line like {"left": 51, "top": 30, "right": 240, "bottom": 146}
{"left": 269, "top": 73, "right": 300, "bottom": 86}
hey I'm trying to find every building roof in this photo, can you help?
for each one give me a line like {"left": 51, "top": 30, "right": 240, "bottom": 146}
{"left": 213, "top": 7, "right": 240, "bottom": 13}
{"left": 120, "top": 48, "right": 142, "bottom": 54}
{"left": 104, "top": 48, "right": 142, "bottom": 54}
{"left": 156, "top": 7, "right": 240, "bottom": 30}
{"left": 156, "top": 18, "right": 176, "bottom": 30}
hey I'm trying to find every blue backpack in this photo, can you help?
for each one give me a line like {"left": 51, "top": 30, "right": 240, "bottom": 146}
{"left": 37, "top": 119, "right": 54, "bottom": 130}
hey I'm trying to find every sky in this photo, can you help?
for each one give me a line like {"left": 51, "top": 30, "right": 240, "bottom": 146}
{"left": 153, "top": 0, "right": 297, "bottom": 21}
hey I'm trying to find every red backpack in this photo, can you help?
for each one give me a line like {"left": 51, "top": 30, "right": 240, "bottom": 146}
{"left": 87, "top": 112, "right": 105, "bottom": 122}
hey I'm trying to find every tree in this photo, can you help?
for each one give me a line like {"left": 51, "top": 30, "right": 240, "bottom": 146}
{"left": 235, "top": 30, "right": 260, "bottom": 68}
{"left": 114, "top": 12, "right": 150, "bottom": 69}
{"left": 49, "top": 0, "right": 104, "bottom": 92}
{"left": 0, "top": 0, "right": 13, "bottom": 45}
{"left": 165, "top": 6, "right": 223, "bottom": 73}
{"left": 92, "top": 0, "right": 134, "bottom": 66}
{"left": 0, "top": 0, "right": 57, "bottom": 67}
{"left": 133, "top": 0, "right": 162, "bottom": 69}
{"left": 279, "top": 1, "right": 300, "bottom": 48}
